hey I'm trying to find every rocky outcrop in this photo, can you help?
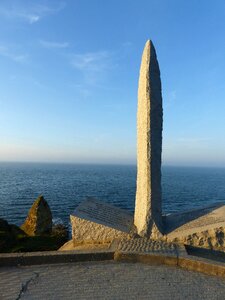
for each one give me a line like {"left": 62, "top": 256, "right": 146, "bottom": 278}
{"left": 52, "top": 224, "right": 68, "bottom": 244}
{"left": 21, "top": 195, "right": 52, "bottom": 236}
{"left": 0, "top": 218, "right": 9, "bottom": 231}
{"left": 0, "top": 218, "right": 26, "bottom": 252}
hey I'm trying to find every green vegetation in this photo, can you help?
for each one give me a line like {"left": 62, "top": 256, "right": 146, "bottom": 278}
{"left": 0, "top": 219, "right": 68, "bottom": 253}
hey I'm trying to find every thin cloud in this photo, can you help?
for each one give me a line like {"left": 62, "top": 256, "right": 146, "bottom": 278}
{"left": 40, "top": 40, "right": 69, "bottom": 49}
{"left": 0, "top": 45, "right": 28, "bottom": 63}
{"left": 71, "top": 51, "right": 111, "bottom": 72}
{"left": 0, "top": 1, "right": 66, "bottom": 24}
{"left": 70, "top": 50, "right": 114, "bottom": 86}
{"left": 27, "top": 15, "right": 40, "bottom": 24}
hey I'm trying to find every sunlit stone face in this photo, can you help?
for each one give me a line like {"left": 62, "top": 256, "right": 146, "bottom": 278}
{"left": 134, "top": 40, "right": 163, "bottom": 237}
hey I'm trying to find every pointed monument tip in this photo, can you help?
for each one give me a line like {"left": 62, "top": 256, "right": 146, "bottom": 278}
{"left": 145, "top": 40, "right": 150, "bottom": 47}
{"left": 145, "top": 39, "right": 153, "bottom": 45}
{"left": 143, "top": 40, "right": 157, "bottom": 57}
{"left": 144, "top": 40, "right": 155, "bottom": 51}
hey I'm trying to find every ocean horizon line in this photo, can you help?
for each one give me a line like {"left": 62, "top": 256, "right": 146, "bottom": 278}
{"left": 0, "top": 161, "right": 225, "bottom": 169}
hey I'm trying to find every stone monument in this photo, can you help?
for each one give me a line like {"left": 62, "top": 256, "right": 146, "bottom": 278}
{"left": 69, "top": 40, "right": 225, "bottom": 252}
{"left": 70, "top": 198, "right": 133, "bottom": 246}
{"left": 134, "top": 40, "right": 163, "bottom": 238}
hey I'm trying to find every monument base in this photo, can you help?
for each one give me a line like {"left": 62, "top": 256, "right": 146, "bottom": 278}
{"left": 70, "top": 198, "right": 133, "bottom": 246}
{"left": 164, "top": 203, "right": 225, "bottom": 251}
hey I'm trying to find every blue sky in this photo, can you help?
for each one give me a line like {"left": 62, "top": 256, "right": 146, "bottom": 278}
{"left": 0, "top": 0, "right": 225, "bottom": 166}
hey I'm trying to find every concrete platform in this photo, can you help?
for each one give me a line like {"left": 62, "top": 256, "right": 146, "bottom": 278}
{"left": 1, "top": 261, "right": 225, "bottom": 300}
{"left": 1, "top": 238, "right": 225, "bottom": 299}
{"left": 2, "top": 238, "right": 225, "bottom": 279}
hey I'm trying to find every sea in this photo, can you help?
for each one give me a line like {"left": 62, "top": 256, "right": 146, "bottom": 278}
{"left": 1, "top": 162, "right": 225, "bottom": 228}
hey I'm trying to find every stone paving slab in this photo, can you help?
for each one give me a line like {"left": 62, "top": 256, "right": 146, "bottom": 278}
{"left": 115, "top": 239, "right": 178, "bottom": 266}
{"left": 1, "top": 261, "right": 225, "bottom": 300}
{"left": 117, "top": 238, "right": 177, "bottom": 255}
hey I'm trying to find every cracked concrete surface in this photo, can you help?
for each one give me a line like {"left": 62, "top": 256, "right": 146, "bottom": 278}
{"left": 15, "top": 272, "right": 39, "bottom": 300}
{"left": 1, "top": 261, "right": 225, "bottom": 299}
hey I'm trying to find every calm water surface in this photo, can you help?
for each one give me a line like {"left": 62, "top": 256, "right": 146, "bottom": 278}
{"left": 0, "top": 163, "right": 225, "bottom": 227}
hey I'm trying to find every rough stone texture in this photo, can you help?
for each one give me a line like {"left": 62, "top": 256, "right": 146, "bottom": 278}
{"left": 171, "top": 227, "right": 225, "bottom": 251}
{"left": 70, "top": 198, "right": 133, "bottom": 245}
{"left": 117, "top": 238, "right": 177, "bottom": 255}
{"left": 134, "top": 40, "right": 163, "bottom": 237}
{"left": 1, "top": 261, "right": 225, "bottom": 300}
{"left": 165, "top": 204, "right": 225, "bottom": 251}
{"left": 73, "top": 198, "right": 133, "bottom": 233}
{"left": 58, "top": 239, "right": 110, "bottom": 251}
{"left": 21, "top": 195, "right": 52, "bottom": 236}
{"left": 70, "top": 215, "right": 129, "bottom": 246}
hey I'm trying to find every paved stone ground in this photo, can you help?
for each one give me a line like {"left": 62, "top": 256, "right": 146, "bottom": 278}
{"left": 117, "top": 238, "right": 177, "bottom": 254}
{"left": 1, "top": 261, "right": 225, "bottom": 300}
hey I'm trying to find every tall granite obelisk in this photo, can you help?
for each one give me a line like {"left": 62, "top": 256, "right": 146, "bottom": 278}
{"left": 134, "top": 40, "right": 163, "bottom": 237}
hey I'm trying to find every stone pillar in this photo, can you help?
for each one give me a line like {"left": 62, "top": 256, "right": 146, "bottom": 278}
{"left": 134, "top": 40, "right": 163, "bottom": 237}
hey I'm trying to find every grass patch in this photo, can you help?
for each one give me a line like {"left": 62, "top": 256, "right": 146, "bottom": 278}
{"left": 0, "top": 224, "right": 68, "bottom": 253}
